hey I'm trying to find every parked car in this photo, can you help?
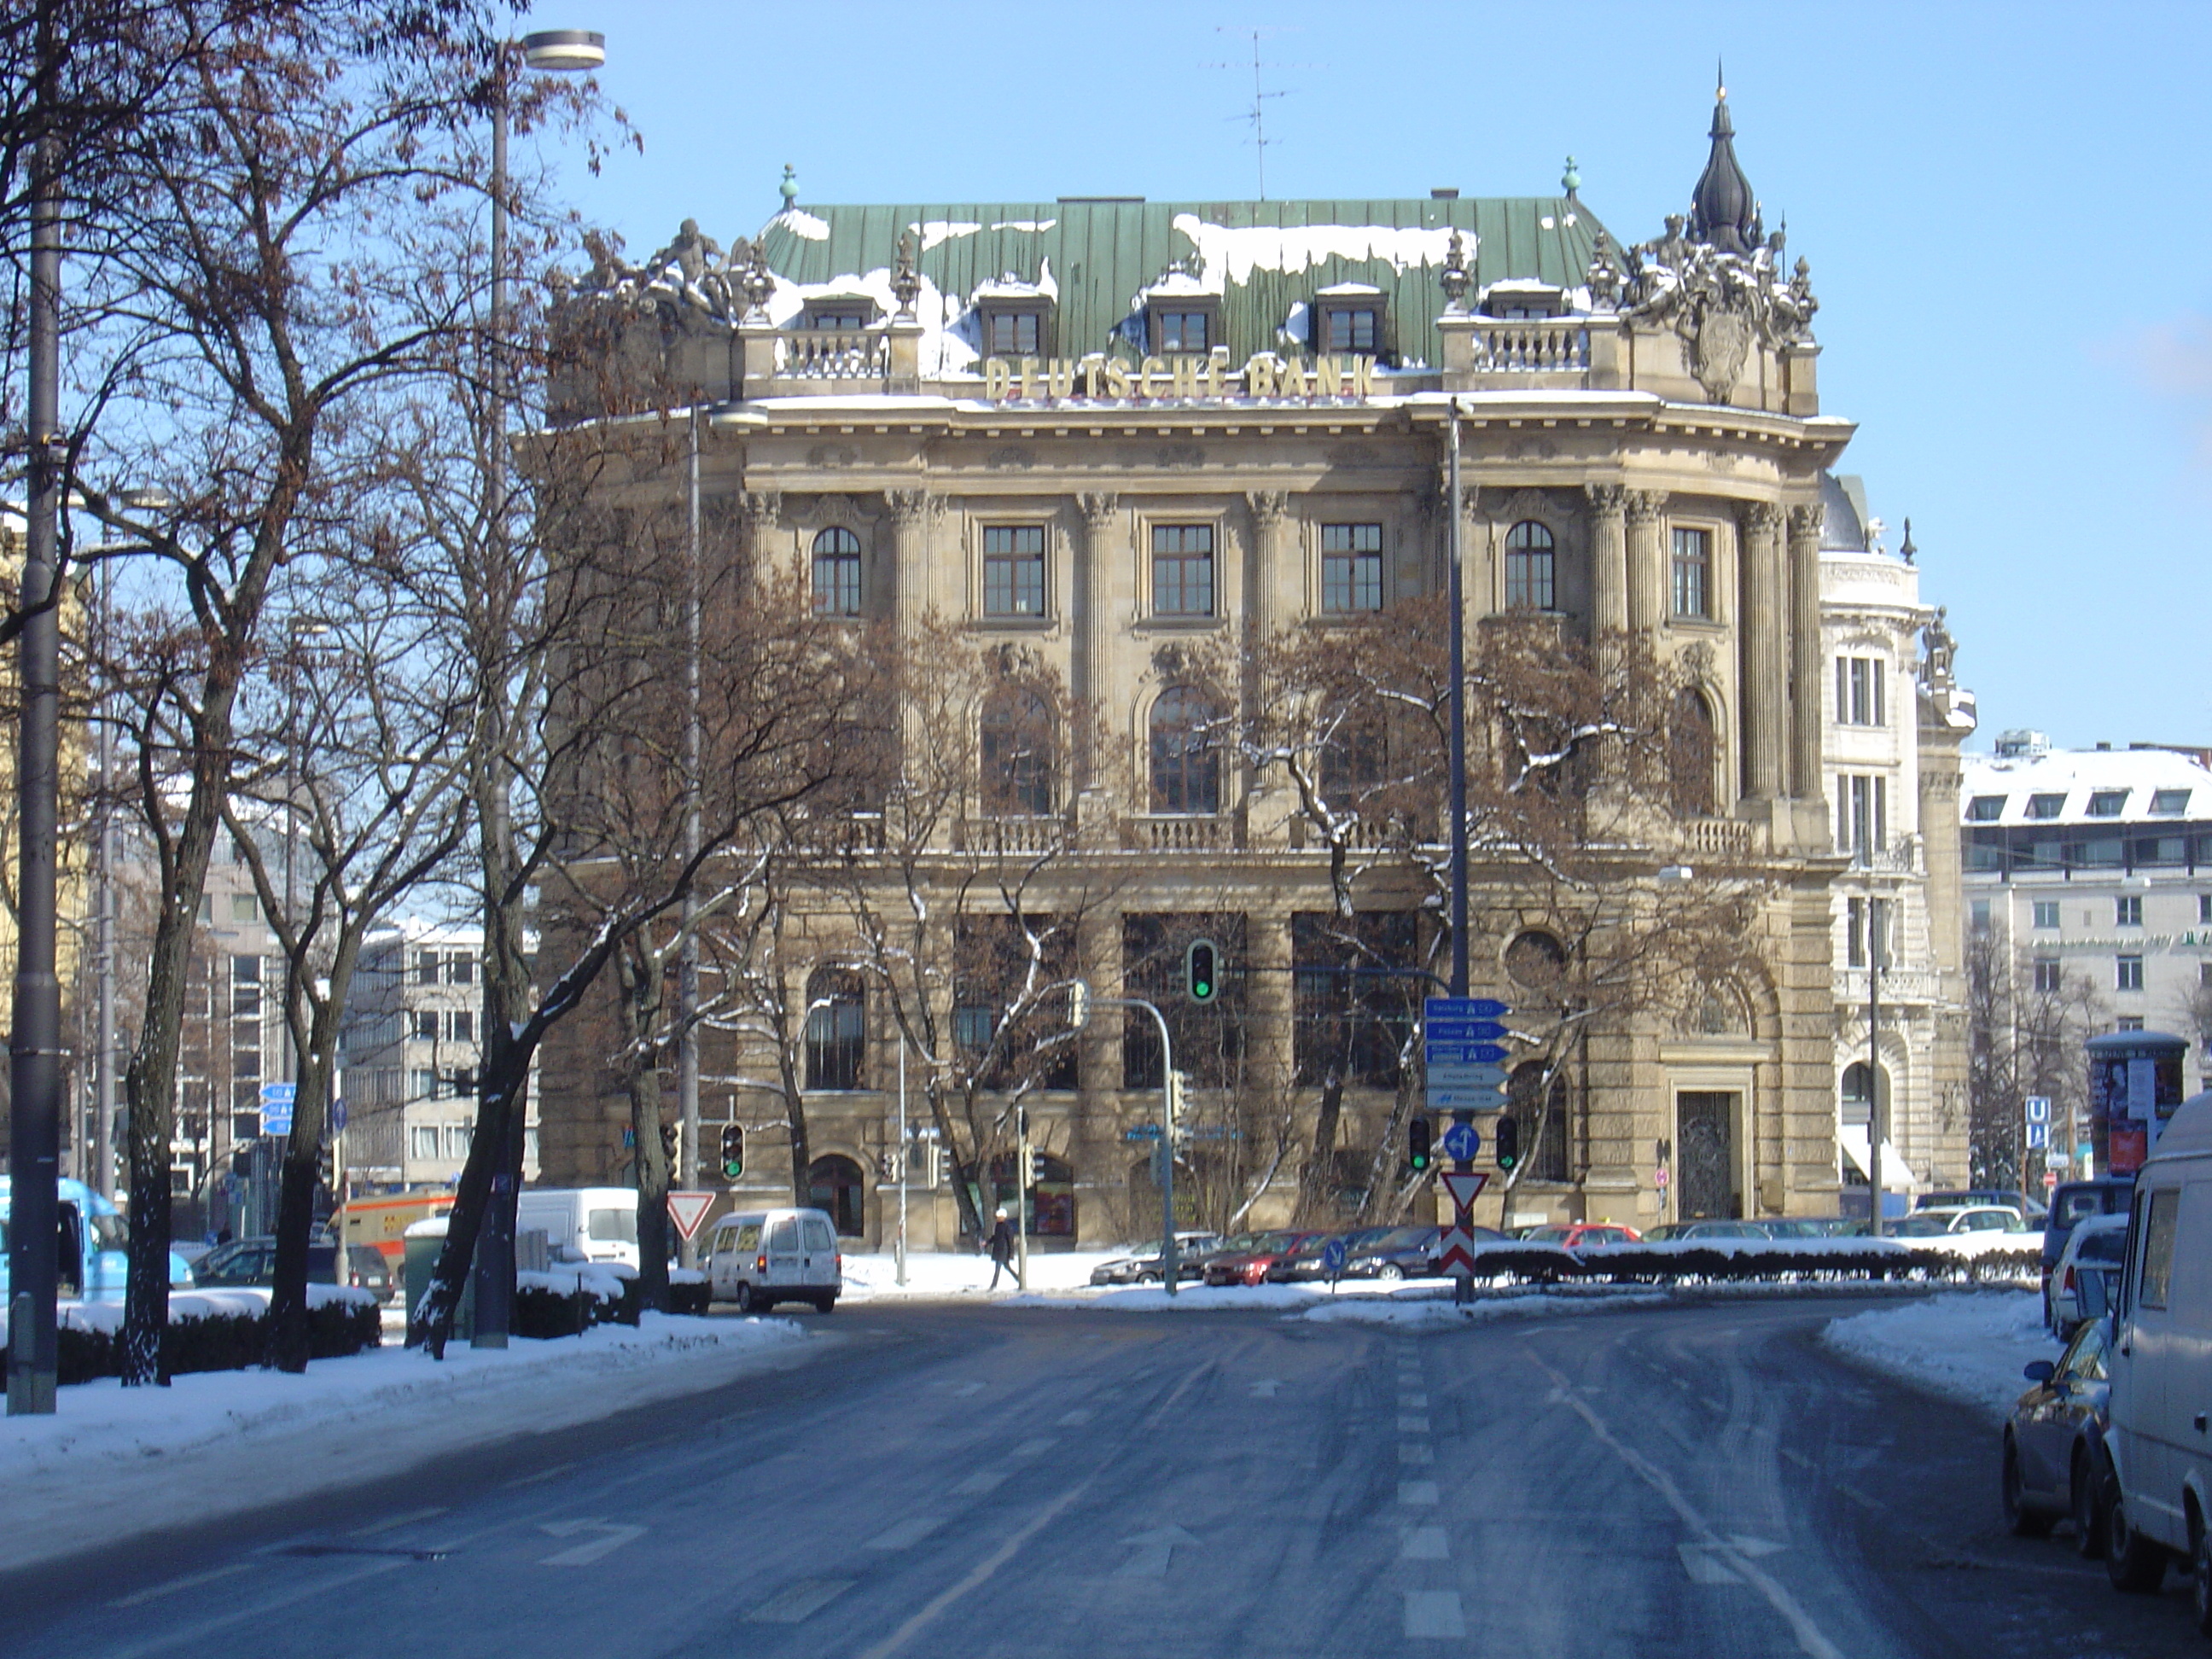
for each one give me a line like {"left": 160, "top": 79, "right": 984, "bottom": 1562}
{"left": 0, "top": 1177, "right": 194, "bottom": 1309}
{"left": 1088, "top": 1231, "right": 1220, "bottom": 1286}
{"left": 701, "top": 1208, "right": 842, "bottom": 1313}
{"left": 1522, "top": 1223, "right": 1641, "bottom": 1249}
{"left": 1644, "top": 1220, "right": 1767, "bottom": 1242}
{"left": 2042, "top": 1176, "right": 2135, "bottom": 1327}
{"left": 1202, "top": 1229, "right": 1321, "bottom": 1286}
{"left": 1266, "top": 1227, "right": 1395, "bottom": 1284}
{"left": 190, "top": 1236, "right": 391, "bottom": 1299}
{"left": 2002, "top": 1316, "right": 2112, "bottom": 1555}
{"left": 514, "top": 1187, "right": 642, "bottom": 1271}
{"left": 1889, "top": 1205, "right": 2029, "bottom": 1243}
{"left": 2099, "top": 1089, "right": 2212, "bottom": 1622}
{"left": 1921, "top": 1187, "right": 2049, "bottom": 1223}
{"left": 2047, "top": 1213, "right": 2129, "bottom": 1336}
{"left": 1773, "top": 1216, "right": 1871, "bottom": 1237}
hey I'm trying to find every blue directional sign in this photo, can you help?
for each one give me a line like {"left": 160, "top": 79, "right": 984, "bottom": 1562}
{"left": 330, "top": 1098, "right": 346, "bottom": 1134}
{"left": 1320, "top": 1237, "right": 1348, "bottom": 1277}
{"left": 1123, "top": 1123, "right": 1165, "bottom": 1142}
{"left": 1441, "top": 1120, "right": 1481, "bottom": 1162}
{"left": 259, "top": 1080, "right": 296, "bottom": 1136}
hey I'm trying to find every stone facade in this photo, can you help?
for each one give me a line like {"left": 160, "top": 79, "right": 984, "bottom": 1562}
{"left": 533, "top": 96, "right": 1887, "bottom": 1244}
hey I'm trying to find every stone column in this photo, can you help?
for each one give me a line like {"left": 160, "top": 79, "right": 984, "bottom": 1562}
{"left": 1786, "top": 504, "right": 1825, "bottom": 801}
{"left": 1583, "top": 483, "right": 1628, "bottom": 637}
{"left": 885, "top": 489, "right": 935, "bottom": 637}
{"left": 1075, "top": 492, "right": 1121, "bottom": 800}
{"left": 1245, "top": 911, "right": 1295, "bottom": 1124}
{"left": 1738, "top": 500, "right": 1786, "bottom": 800}
{"left": 1243, "top": 490, "right": 1291, "bottom": 648}
{"left": 1624, "top": 489, "right": 1668, "bottom": 636}
{"left": 736, "top": 490, "right": 782, "bottom": 585}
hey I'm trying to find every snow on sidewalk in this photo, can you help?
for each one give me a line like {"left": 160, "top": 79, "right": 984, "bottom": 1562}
{"left": 1822, "top": 1290, "right": 2061, "bottom": 1422}
{"left": 0, "top": 1313, "right": 820, "bottom": 1575}
{"left": 839, "top": 1249, "right": 1126, "bottom": 1299}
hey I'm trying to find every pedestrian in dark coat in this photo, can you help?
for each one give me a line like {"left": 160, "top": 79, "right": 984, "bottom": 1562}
{"left": 987, "top": 1207, "right": 1016, "bottom": 1289}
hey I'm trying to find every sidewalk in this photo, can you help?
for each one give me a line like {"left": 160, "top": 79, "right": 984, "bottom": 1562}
{"left": 0, "top": 1313, "right": 820, "bottom": 1575}
{"left": 1822, "top": 1289, "right": 2058, "bottom": 1422}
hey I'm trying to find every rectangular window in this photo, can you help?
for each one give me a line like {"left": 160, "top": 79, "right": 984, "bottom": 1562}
{"left": 1837, "top": 773, "right": 1888, "bottom": 855}
{"left": 417, "top": 952, "right": 440, "bottom": 987}
{"left": 1324, "top": 307, "right": 1378, "bottom": 352}
{"left": 409, "top": 1126, "right": 439, "bottom": 1161}
{"left": 443, "top": 1123, "right": 472, "bottom": 1160}
{"left": 449, "top": 1010, "right": 474, "bottom": 1044}
{"left": 986, "top": 310, "right": 1040, "bottom": 355}
{"left": 2025, "top": 793, "right": 2066, "bottom": 820}
{"left": 1670, "top": 526, "right": 1710, "bottom": 618}
{"left": 2087, "top": 790, "right": 2128, "bottom": 818}
{"left": 2199, "top": 894, "right": 2211, "bottom": 924}
{"left": 2117, "top": 895, "right": 2143, "bottom": 927}
{"left": 2118, "top": 1016, "right": 2145, "bottom": 1032}
{"left": 2152, "top": 789, "right": 2192, "bottom": 815}
{"left": 413, "top": 1010, "right": 438, "bottom": 1041}
{"left": 953, "top": 1004, "right": 994, "bottom": 1054}
{"left": 2139, "top": 1188, "right": 2178, "bottom": 1309}
{"left": 1320, "top": 523, "right": 1383, "bottom": 614}
{"left": 2033, "top": 899, "right": 2061, "bottom": 928}
{"left": 2034, "top": 958, "right": 2062, "bottom": 992}
{"left": 1155, "top": 310, "right": 1208, "bottom": 353}
{"left": 981, "top": 525, "right": 1047, "bottom": 618}
{"left": 1150, "top": 523, "right": 1215, "bottom": 617}
{"left": 1965, "top": 795, "right": 2005, "bottom": 822}
{"left": 231, "top": 958, "right": 261, "bottom": 1019}
{"left": 1970, "top": 898, "right": 1992, "bottom": 932}
{"left": 2202, "top": 962, "right": 2212, "bottom": 987}
{"left": 1835, "top": 657, "right": 1885, "bottom": 725}
{"left": 2117, "top": 955, "right": 2145, "bottom": 992}
{"left": 232, "top": 1047, "right": 260, "bottom": 1080}
{"left": 446, "top": 953, "right": 474, "bottom": 986}
{"left": 412, "top": 1068, "right": 437, "bottom": 1101}
{"left": 230, "top": 892, "right": 258, "bottom": 923}
{"left": 1846, "top": 898, "right": 1865, "bottom": 968}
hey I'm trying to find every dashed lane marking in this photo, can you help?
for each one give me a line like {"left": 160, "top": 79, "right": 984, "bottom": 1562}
{"left": 1010, "top": 1437, "right": 1057, "bottom": 1460}
{"left": 1400, "top": 1392, "right": 1428, "bottom": 1409}
{"left": 1400, "top": 1526, "right": 1448, "bottom": 1560}
{"left": 1404, "top": 1590, "right": 1467, "bottom": 1638}
{"left": 502, "top": 1461, "right": 575, "bottom": 1488}
{"left": 1398, "top": 1415, "right": 1430, "bottom": 1433}
{"left": 744, "top": 1580, "right": 856, "bottom": 1623}
{"left": 953, "top": 1470, "right": 1008, "bottom": 1495}
{"left": 109, "top": 1563, "right": 251, "bottom": 1609}
{"left": 1399, "top": 1444, "right": 1434, "bottom": 1465}
{"left": 348, "top": 1507, "right": 448, "bottom": 1538}
{"left": 867, "top": 1516, "right": 946, "bottom": 1551}
{"left": 1057, "top": 1408, "right": 1096, "bottom": 1426}
{"left": 1398, "top": 1481, "right": 1439, "bottom": 1506}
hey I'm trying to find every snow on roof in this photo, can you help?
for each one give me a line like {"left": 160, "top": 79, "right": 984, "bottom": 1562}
{"left": 1168, "top": 212, "right": 1464, "bottom": 288}
{"left": 989, "top": 218, "right": 1056, "bottom": 234}
{"left": 1314, "top": 281, "right": 1383, "bottom": 296}
{"left": 1959, "top": 746, "right": 2212, "bottom": 828}
{"left": 769, "top": 207, "right": 830, "bottom": 242}
{"left": 911, "top": 219, "right": 981, "bottom": 252}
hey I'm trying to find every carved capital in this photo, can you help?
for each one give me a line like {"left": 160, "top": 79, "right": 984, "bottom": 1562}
{"left": 1624, "top": 488, "right": 1668, "bottom": 527}
{"left": 1740, "top": 499, "right": 1786, "bottom": 538}
{"left": 737, "top": 489, "right": 782, "bottom": 529}
{"left": 1581, "top": 481, "right": 1627, "bottom": 519}
{"left": 1245, "top": 489, "right": 1291, "bottom": 528}
{"left": 1786, "top": 502, "right": 1825, "bottom": 545}
{"left": 1076, "top": 491, "right": 1121, "bottom": 532}
{"left": 885, "top": 488, "right": 936, "bottom": 528}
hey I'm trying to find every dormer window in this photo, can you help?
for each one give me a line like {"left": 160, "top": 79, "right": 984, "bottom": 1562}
{"left": 1313, "top": 286, "right": 1387, "bottom": 358}
{"left": 979, "top": 299, "right": 1053, "bottom": 357}
{"left": 1479, "top": 279, "right": 1565, "bottom": 320}
{"left": 801, "top": 297, "right": 876, "bottom": 330}
{"left": 1149, "top": 300, "right": 1219, "bottom": 355}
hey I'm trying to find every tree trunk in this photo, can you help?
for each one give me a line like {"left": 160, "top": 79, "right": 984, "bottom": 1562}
{"left": 776, "top": 1041, "right": 813, "bottom": 1214}
{"left": 1295, "top": 1066, "right": 1346, "bottom": 1225}
{"left": 616, "top": 940, "right": 671, "bottom": 1313}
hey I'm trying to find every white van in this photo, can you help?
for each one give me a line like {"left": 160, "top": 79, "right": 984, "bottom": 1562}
{"left": 2101, "top": 1088, "right": 2212, "bottom": 1629}
{"left": 515, "top": 1187, "right": 641, "bottom": 1270}
{"left": 704, "top": 1208, "right": 841, "bottom": 1313}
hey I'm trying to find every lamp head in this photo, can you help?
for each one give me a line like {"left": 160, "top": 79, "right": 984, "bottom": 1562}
{"left": 521, "top": 29, "right": 605, "bottom": 72}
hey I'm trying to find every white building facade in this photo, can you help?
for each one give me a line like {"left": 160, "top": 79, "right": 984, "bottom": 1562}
{"left": 1819, "top": 474, "right": 1977, "bottom": 1203}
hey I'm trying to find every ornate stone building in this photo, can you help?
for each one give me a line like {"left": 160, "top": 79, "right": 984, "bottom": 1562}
{"left": 536, "top": 92, "right": 1889, "bottom": 1243}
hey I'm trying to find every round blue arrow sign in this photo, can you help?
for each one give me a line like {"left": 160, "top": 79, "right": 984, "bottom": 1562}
{"left": 1441, "top": 1121, "right": 1481, "bottom": 1161}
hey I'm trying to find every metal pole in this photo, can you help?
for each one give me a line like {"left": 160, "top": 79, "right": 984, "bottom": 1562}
{"left": 895, "top": 1038, "right": 907, "bottom": 1287}
{"left": 1091, "top": 996, "right": 1177, "bottom": 1295}
{"left": 678, "top": 406, "right": 701, "bottom": 1240}
{"left": 1867, "top": 894, "right": 1884, "bottom": 1239}
{"left": 1015, "top": 1101, "right": 1028, "bottom": 1292}
{"left": 94, "top": 556, "right": 114, "bottom": 1203}
{"left": 472, "top": 63, "right": 515, "bottom": 1348}
{"left": 8, "top": 4, "right": 62, "bottom": 1413}
{"left": 1446, "top": 403, "right": 1469, "bottom": 998}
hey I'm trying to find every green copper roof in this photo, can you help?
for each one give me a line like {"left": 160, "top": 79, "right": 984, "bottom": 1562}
{"left": 754, "top": 196, "right": 1609, "bottom": 368}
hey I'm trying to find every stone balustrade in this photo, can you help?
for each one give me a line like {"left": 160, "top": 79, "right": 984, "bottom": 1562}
{"left": 1470, "top": 320, "right": 1591, "bottom": 374}
{"left": 1125, "top": 814, "right": 1237, "bottom": 853}
{"left": 779, "top": 326, "right": 889, "bottom": 381}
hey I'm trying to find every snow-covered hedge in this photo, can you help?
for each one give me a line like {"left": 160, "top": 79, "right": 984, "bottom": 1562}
{"left": 1452, "top": 1238, "right": 2039, "bottom": 1287}
{"left": 27, "top": 1292, "right": 381, "bottom": 1385}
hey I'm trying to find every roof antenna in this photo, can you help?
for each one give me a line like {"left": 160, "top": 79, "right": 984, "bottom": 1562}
{"left": 1207, "top": 27, "right": 1310, "bottom": 199}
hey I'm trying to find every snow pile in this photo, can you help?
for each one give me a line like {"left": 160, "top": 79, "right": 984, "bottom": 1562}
{"left": 2, "top": 1282, "right": 379, "bottom": 1348}
{"left": 1822, "top": 1291, "right": 2058, "bottom": 1422}
{"left": 838, "top": 1249, "right": 1125, "bottom": 1301}
{"left": 1298, "top": 1289, "right": 1674, "bottom": 1326}
{"left": 0, "top": 1312, "right": 820, "bottom": 1575}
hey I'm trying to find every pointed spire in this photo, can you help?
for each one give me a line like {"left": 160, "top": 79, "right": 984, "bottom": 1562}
{"left": 1688, "top": 76, "right": 1761, "bottom": 255}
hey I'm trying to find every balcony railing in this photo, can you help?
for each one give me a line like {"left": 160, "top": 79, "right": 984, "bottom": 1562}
{"left": 1125, "top": 814, "right": 1237, "bottom": 853}
{"left": 1470, "top": 320, "right": 1590, "bottom": 374}
{"left": 779, "top": 327, "right": 889, "bottom": 381}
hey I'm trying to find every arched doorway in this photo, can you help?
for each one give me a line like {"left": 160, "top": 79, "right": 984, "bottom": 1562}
{"left": 807, "top": 1154, "right": 866, "bottom": 1236}
{"left": 1840, "top": 1060, "right": 1889, "bottom": 1127}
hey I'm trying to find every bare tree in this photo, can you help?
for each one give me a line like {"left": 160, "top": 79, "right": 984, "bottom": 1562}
{"left": 1966, "top": 928, "right": 2104, "bottom": 1190}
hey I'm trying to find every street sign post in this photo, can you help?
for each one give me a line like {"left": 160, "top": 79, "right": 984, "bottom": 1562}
{"left": 259, "top": 1080, "right": 297, "bottom": 1137}
{"left": 1320, "top": 1236, "right": 1348, "bottom": 1291}
{"left": 1440, "top": 1120, "right": 1480, "bottom": 1163}
{"left": 2026, "top": 1122, "right": 2048, "bottom": 1150}
{"left": 2024, "top": 1096, "right": 2050, "bottom": 1125}
{"left": 1440, "top": 1170, "right": 1488, "bottom": 1212}
{"left": 1424, "top": 997, "right": 1512, "bottom": 1114}
{"left": 666, "top": 1190, "right": 715, "bottom": 1241}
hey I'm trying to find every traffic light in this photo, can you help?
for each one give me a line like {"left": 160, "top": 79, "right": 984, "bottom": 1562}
{"left": 659, "top": 1121, "right": 678, "bottom": 1161}
{"left": 1185, "top": 938, "right": 1219, "bottom": 1004}
{"left": 1068, "top": 979, "right": 1091, "bottom": 1030}
{"left": 1495, "top": 1115, "right": 1521, "bottom": 1173}
{"left": 1408, "top": 1115, "right": 1433, "bottom": 1172}
{"left": 1165, "top": 1068, "right": 1190, "bottom": 1121}
{"left": 1018, "top": 1144, "right": 1036, "bottom": 1186}
{"left": 719, "top": 1123, "right": 745, "bottom": 1180}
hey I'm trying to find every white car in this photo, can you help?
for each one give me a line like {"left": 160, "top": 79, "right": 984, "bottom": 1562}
{"left": 2048, "top": 1212, "right": 2129, "bottom": 1335}
{"left": 703, "top": 1208, "right": 841, "bottom": 1313}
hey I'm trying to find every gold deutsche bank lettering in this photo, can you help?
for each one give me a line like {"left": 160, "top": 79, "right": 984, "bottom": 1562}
{"left": 981, "top": 351, "right": 1377, "bottom": 404}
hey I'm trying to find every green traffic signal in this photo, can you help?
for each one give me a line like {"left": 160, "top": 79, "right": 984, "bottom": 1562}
{"left": 1185, "top": 938, "right": 1219, "bottom": 1004}
{"left": 720, "top": 1123, "right": 745, "bottom": 1179}
{"left": 1494, "top": 1115, "right": 1520, "bottom": 1173}
{"left": 1408, "top": 1114, "right": 1432, "bottom": 1171}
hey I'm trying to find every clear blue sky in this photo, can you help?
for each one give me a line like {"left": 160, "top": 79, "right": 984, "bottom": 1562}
{"left": 518, "top": 0, "right": 2212, "bottom": 753}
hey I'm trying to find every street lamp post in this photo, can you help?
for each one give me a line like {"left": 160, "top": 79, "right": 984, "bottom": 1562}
{"left": 1070, "top": 986, "right": 1179, "bottom": 1295}
{"left": 472, "top": 27, "right": 606, "bottom": 1351}
{"left": 7, "top": 10, "right": 63, "bottom": 1416}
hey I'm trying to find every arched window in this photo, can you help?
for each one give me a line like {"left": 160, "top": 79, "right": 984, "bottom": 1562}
{"left": 1149, "top": 686, "right": 1220, "bottom": 814}
{"left": 811, "top": 527, "right": 863, "bottom": 616}
{"left": 807, "top": 1154, "right": 866, "bottom": 1235}
{"left": 804, "top": 968, "right": 865, "bottom": 1091}
{"left": 1669, "top": 689, "right": 1716, "bottom": 818}
{"left": 1504, "top": 929, "right": 1568, "bottom": 992}
{"left": 1504, "top": 521, "right": 1555, "bottom": 611}
{"left": 981, "top": 688, "right": 1055, "bottom": 817}
{"left": 1840, "top": 1061, "right": 1889, "bottom": 1128}
{"left": 1505, "top": 1061, "right": 1572, "bottom": 1183}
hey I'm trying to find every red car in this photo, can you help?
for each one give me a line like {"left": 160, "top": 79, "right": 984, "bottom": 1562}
{"left": 1200, "top": 1229, "right": 1323, "bottom": 1286}
{"left": 1521, "top": 1222, "right": 1642, "bottom": 1249}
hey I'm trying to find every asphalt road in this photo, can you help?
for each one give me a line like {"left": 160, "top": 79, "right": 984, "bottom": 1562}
{"left": 0, "top": 1295, "right": 2203, "bottom": 1659}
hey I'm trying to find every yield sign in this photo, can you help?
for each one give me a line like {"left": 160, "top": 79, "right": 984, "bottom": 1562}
{"left": 1440, "top": 1171, "right": 1489, "bottom": 1214}
{"left": 667, "top": 1190, "right": 716, "bottom": 1240}
{"left": 1437, "top": 1227, "right": 1481, "bottom": 1278}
